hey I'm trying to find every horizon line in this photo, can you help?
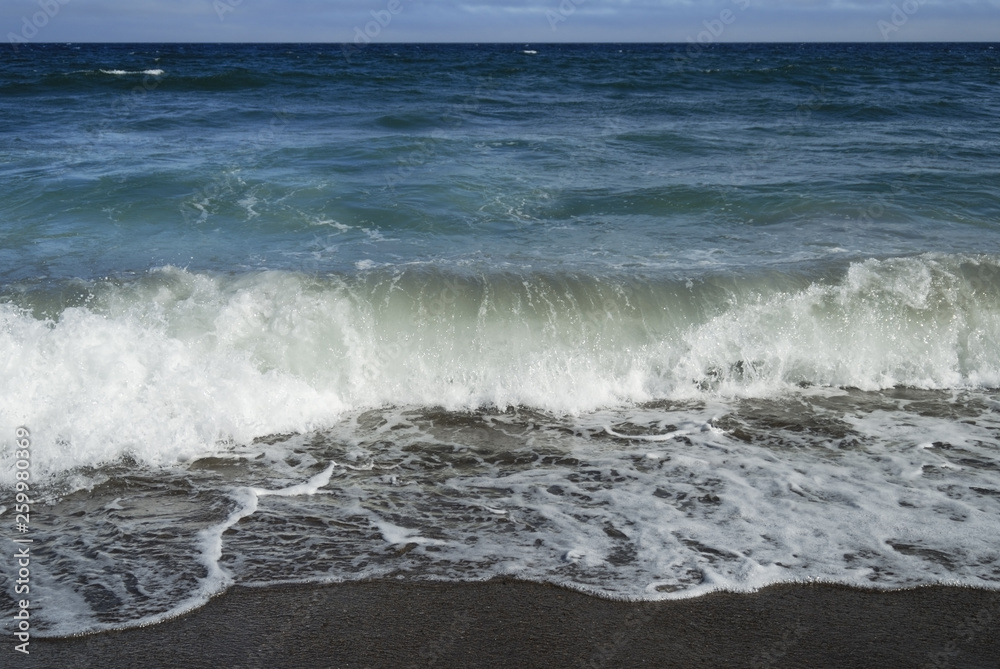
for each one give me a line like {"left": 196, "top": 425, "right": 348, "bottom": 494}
{"left": 16, "top": 40, "right": 1000, "bottom": 45}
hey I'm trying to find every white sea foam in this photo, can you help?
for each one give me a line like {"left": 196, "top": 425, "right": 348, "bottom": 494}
{"left": 17, "top": 462, "right": 341, "bottom": 637}
{"left": 13, "top": 385, "right": 1000, "bottom": 637}
{"left": 202, "top": 399, "right": 998, "bottom": 604}
{"left": 99, "top": 69, "right": 165, "bottom": 76}
{"left": 2, "top": 254, "right": 1000, "bottom": 485}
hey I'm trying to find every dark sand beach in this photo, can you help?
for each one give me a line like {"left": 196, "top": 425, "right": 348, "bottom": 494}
{"left": 19, "top": 580, "right": 1000, "bottom": 668}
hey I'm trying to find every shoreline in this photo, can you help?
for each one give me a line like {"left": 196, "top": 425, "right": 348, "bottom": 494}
{"left": 17, "top": 579, "right": 1000, "bottom": 668}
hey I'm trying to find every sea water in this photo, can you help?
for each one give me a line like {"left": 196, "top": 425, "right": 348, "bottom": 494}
{"left": 1, "top": 42, "right": 999, "bottom": 636}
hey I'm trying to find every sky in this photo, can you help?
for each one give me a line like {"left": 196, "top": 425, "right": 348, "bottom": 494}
{"left": 3, "top": 0, "right": 999, "bottom": 44}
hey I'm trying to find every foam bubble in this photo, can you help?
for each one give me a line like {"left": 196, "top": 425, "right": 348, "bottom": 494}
{"left": 98, "top": 69, "right": 165, "bottom": 76}
{"left": 3, "top": 255, "right": 1000, "bottom": 485}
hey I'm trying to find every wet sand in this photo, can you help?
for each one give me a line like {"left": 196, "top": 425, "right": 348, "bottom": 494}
{"left": 19, "top": 579, "right": 1000, "bottom": 668}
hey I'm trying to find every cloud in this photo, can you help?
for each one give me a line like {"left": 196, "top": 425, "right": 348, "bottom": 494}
{"left": 1, "top": 0, "right": 998, "bottom": 42}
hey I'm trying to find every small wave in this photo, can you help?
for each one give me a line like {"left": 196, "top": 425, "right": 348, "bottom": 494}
{"left": 99, "top": 69, "right": 165, "bottom": 76}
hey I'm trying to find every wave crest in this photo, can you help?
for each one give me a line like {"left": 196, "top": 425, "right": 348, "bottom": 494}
{"left": 3, "top": 253, "right": 1000, "bottom": 480}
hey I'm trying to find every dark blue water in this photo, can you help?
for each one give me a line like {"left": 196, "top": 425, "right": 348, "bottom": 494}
{"left": 2, "top": 43, "right": 999, "bottom": 282}
{"left": 2, "top": 43, "right": 1000, "bottom": 637}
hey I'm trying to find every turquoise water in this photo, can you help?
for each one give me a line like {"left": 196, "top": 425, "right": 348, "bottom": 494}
{"left": 2, "top": 43, "right": 1000, "bottom": 636}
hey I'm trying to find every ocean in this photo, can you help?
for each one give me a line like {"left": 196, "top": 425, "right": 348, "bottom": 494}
{"left": 1, "top": 42, "right": 999, "bottom": 637}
